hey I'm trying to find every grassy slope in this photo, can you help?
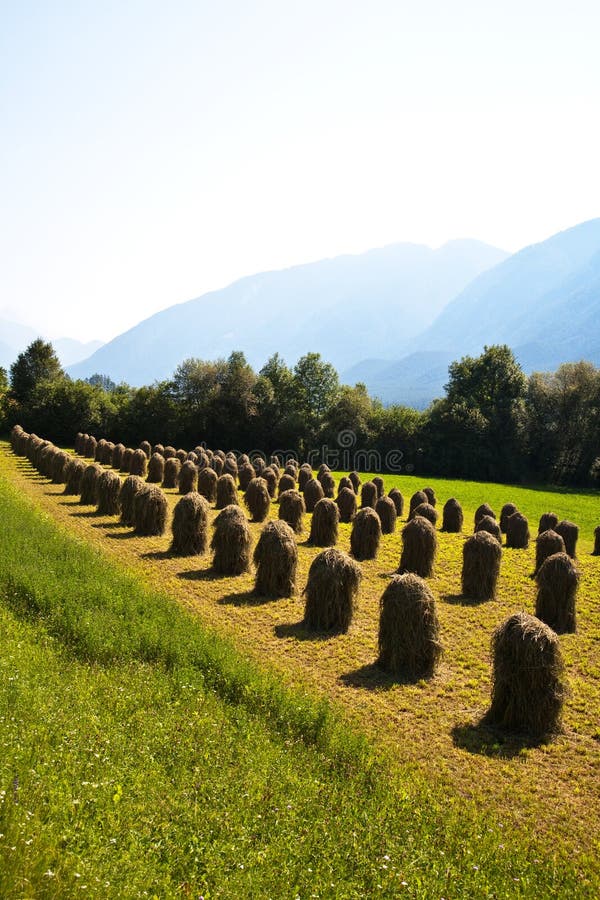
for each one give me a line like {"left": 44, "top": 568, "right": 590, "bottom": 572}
{"left": 1, "top": 446, "right": 599, "bottom": 896}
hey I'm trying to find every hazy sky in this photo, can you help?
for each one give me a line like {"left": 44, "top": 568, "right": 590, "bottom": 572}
{"left": 1, "top": 0, "right": 599, "bottom": 342}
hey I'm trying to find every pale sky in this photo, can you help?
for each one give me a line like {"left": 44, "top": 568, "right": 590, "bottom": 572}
{"left": 1, "top": 0, "right": 599, "bottom": 342}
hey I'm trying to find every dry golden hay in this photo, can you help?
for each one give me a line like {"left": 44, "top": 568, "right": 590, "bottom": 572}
{"left": 500, "top": 502, "right": 519, "bottom": 533}
{"left": 377, "top": 573, "right": 442, "bottom": 678}
{"left": 475, "top": 515, "right": 502, "bottom": 544}
{"left": 111, "top": 443, "right": 125, "bottom": 469}
{"left": 198, "top": 466, "right": 218, "bottom": 502}
{"left": 216, "top": 473, "right": 239, "bottom": 510}
{"left": 103, "top": 442, "right": 116, "bottom": 465}
{"left": 412, "top": 502, "right": 438, "bottom": 528}
{"left": 422, "top": 486, "right": 436, "bottom": 507}
{"left": 320, "top": 471, "right": 336, "bottom": 499}
{"left": 223, "top": 456, "right": 238, "bottom": 480}
{"left": 317, "top": 463, "right": 331, "bottom": 482}
{"left": 474, "top": 503, "right": 495, "bottom": 526}
{"left": 170, "top": 491, "right": 210, "bottom": 556}
{"left": 253, "top": 456, "right": 266, "bottom": 477}
{"left": 51, "top": 450, "right": 69, "bottom": 484}
{"left": 97, "top": 470, "right": 122, "bottom": 516}
{"left": 237, "top": 452, "right": 250, "bottom": 466}
{"left": 441, "top": 497, "right": 463, "bottom": 532}
{"left": 196, "top": 450, "right": 210, "bottom": 469}
{"left": 535, "top": 552, "right": 579, "bottom": 634}
{"left": 483, "top": 612, "right": 566, "bottom": 738}
{"left": 298, "top": 466, "right": 313, "bottom": 492}
{"left": 303, "top": 477, "right": 325, "bottom": 513}
{"left": 408, "top": 490, "right": 428, "bottom": 519}
{"left": 593, "top": 526, "right": 600, "bottom": 556}
{"left": 133, "top": 485, "right": 168, "bottom": 536}
{"left": 162, "top": 457, "right": 182, "bottom": 489}
{"left": 505, "top": 512, "right": 530, "bottom": 549}
{"left": 387, "top": 488, "right": 404, "bottom": 518}
{"left": 120, "top": 448, "right": 134, "bottom": 473}
{"left": 163, "top": 445, "right": 177, "bottom": 460}
{"left": 238, "top": 462, "right": 256, "bottom": 491}
{"left": 350, "top": 507, "right": 381, "bottom": 561}
{"left": 245, "top": 477, "right": 271, "bottom": 522}
{"left": 337, "top": 476, "right": 354, "bottom": 495}
{"left": 461, "top": 531, "right": 502, "bottom": 601}
{"left": 14, "top": 429, "right": 29, "bottom": 455}
{"left": 187, "top": 452, "right": 198, "bottom": 464}
{"left": 375, "top": 496, "right": 397, "bottom": 534}
{"left": 278, "top": 490, "right": 306, "bottom": 534}
{"left": 303, "top": 548, "right": 362, "bottom": 633}
{"left": 119, "top": 475, "right": 146, "bottom": 526}
{"left": 555, "top": 520, "right": 579, "bottom": 559}
{"left": 176, "top": 449, "right": 187, "bottom": 464}
{"left": 538, "top": 512, "right": 559, "bottom": 534}
{"left": 84, "top": 435, "right": 97, "bottom": 458}
{"left": 398, "top": 515, "right": 437, "bottom": 578}
{"left": 308, "top": 497, "right": 340, "bottom": 547}
{"left": 40, "top": 445, "right": 58, "bottom": 477}
{"left": 284, "top": 462, "right": 298, "bottom": 479}
{"left": 262, "top": 467, "right": 279, "bottom": 498}
{"left": 348, "top": 471, "right": 361, "bottom": 493}
{"left": 337, "top": 487, "right": 357, "bottom": 524}
{"left": 152, "top": 443, "right": 165, "bottom": 457}
{"left": 178, "top": 461, "right": 198, "bottom": 495}
{"left": 79, "top": 463, "right": 103, "bottom": 505}
{"left": 277, "top": 473, "right": 296, "bottom": 498}
{"left": 203, "top": 448, "right": 214, "bottom": 464}
{"left": 253, "top": 519, "right": 298, "bottom": 598}
{"left": 211, "top": 505, "right": 252, "bottom": 576}
{"left": 129, "top": 449, "right": 148, "bottom": 478}
{"left": 146, "top": 452, "right": 165, "bottom": 484}
{"left": 372, "top": 476, "right": 385, "bottom": 498}
{"left": 94, "top": 438, "right": 108, "bottom": 462}
{"left": 360, "top": 481, "right": 378, "bottom": 509}
{"left": 214, "top": 449, "right": 226, "bottom": 462}
{"left": 139, "top": 440, "right": 152, "bottom": 459}
{"left": 63, "top": 458, "right": 86, "bottom": 495}
{"left": 534, "top": 529, "right": 566, "bottom": 576}
{"left": 73, "top": 430, "right": 83, "bottom": 454}
{"left": 211, "top": 455, "right": 224, "bottom": 477}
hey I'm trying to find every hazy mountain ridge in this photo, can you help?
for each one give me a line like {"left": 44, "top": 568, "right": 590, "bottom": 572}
{"left": 66, "top": 239, "right": 507, "bottom": 385}
{"left": 0, "top": 318, "right": 103, "bottom": 369}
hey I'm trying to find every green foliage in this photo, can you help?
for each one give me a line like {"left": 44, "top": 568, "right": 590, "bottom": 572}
{"left": 19, "top": 376, "right": 121, "bottom": 444}
{"left": 86, "top": 372, "right": 117, "bottom": 391}
{"left": 9, "top": 338, "right": 63, "bottom": 405}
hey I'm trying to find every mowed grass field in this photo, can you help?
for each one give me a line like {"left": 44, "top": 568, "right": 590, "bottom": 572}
{"left": 1, "top": 442, "right": 599, "bottom": 895}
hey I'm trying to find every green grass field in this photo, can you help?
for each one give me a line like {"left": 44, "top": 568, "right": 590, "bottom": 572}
{"left": 1, "top": 444, "right": 599, "bottom": 897}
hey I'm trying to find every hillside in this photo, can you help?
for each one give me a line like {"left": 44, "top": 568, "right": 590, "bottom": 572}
{"left": 0, "top": 317, "right": 103, "bottom": 369}
{"left": 67, "top": 239, "right": 507, "bottom": 385}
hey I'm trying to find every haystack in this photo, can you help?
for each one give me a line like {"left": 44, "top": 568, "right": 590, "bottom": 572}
{"left": 96, "top": 470, "right": 122, "bottom": 515}
{"left": 163, "top": 445, "right": 177, "bottom": 460}
{"left": 408, "top": 490, "right": 428, "bottom": 519}
{"left": 500, "top": 502, "right": 518, "bottom": 533}
{"left": 303, "top": 477, "right": 324, "bottom": 513}
{"left": 360, "top": 481, "right": 377, "bottom": 509}
{"left": 388, "top": 488, "right": 404, "bottom": 518}
{"left": 211, "top": 505, "right": 252, "bottom": 575}
{"left": 112, "top": 443, "right": 125, "bottom": 469}
{"left": 84, "top": 435, "right": 97, "bottom": 458}
{"left": 253, "top": 520, "right": 297, "bottom": 597}
{"left": 277, "top": 473, "right": 296, "bottom": 498}
{"left": 308, "top": 498, "right": 339, "bottom": 546}
{"left": 216, "top": 473, "right": 239, "bottom": 509}
{"left": 538, "top": 512, "right": 559, "bottom": 534}
{"left": 375, "top": 496, "right": 397, "bottom": 534}
{"left": 422, "top": 486, "right": 436, "bottom": 507}
{"left": 211, "top": 455, "right": 224, "bottom": 477}
{"left": 133, "top": 485, "right": 168, "bottom": 536}
{"left": 348, "top": 471, "right": 361, "bottom": 493}
{"left": 238, "top": 462, "right": 256, "bottom": 491}
{"left": 505, "top": 512, "right": 530, "bottom": 549}
{"left": 412, "top": 502, "right": 438, "bottom": 527}
{"left": 593, "top": 525, "right": 600, "bottom": 556}
{"left": 474, "top": 503, "right": 495, "bottom": 526}
{"left": 198, "top": 466, "right": 218, "bottom": 502}
{"left": 298, "top": 465, "right": 313, "bottom": 492}
{"left": 245, "top": 477, "right": 271, "bottom": 521}
{"left": 475, "top": 515, "right": 502, "bottom": 544}
{"left": 377, "top": 573, "right": 442, "bottom": 678}
{"left": 535, "top": 552, "right": 578, "bottom": 633}
{"left": 51, "top": 450, "right": 69, "bottom": 484}
{"left": 129, "top": 449, "right": 148, "bottom": 478}
{"left": 170, "top": 492, "right": 209, "bottom": 556}
{"left": 350, "top": 508, "right": 381, "bottom": 561}
{"left": 337, "top": 476, "right": 354, "bottom": 494}
{"left": 147, "top": 453, "right": 165, "bottom": 484}
{"left": 139, "top": 440, "right": 152, "bottom": 458}
{"left": 63, "top": 458, "right": 86, "bottom": 495}
{"left": 337, "top": 487, "right": 357, "bottom": 524}
{"left": 372, "top": 476, "right": 385, "bottom": 498}
{"left": 278, "top": 490, "right": 305, "bottom": 534}
{"left": 262, "top": 466, "right": 279, "bottom": 498}
{"left": 178, "top": 461, "right": 198, "bottom": 494}
{"left": 119, "top": 475, "right": 145, "bottom": 526}
{"left": 120, "top": 448, "right": 134, "bottom": 473}
{"left": 441, "top": 497, "right": 463, "bottom": 532}
{"left": 79, "top": 463, "right": 103, "bottom": 505}
{"left": 534, "top": 529, "right": 566, "bottom": 576}
{"left": 303, "top": 549, "right": 361, "bottom": 633}
{"left": 398, "top": 516, "right": 437, "bottom": 578}
{"left": 462, "top": 531, "right": 501, "bottom": 601}
{"left": 320, "top": 471, "right": 336, "bottom": 499}
{"left": 555, "top": 520, "right": 578, "bottom": 559}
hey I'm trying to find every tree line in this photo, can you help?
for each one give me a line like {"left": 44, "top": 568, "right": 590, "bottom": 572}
{"left": 1, "top": 339, "right": 599, "bottom": 487}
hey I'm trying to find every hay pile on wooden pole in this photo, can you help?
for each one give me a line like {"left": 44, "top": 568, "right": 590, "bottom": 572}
{"left": 224, "top": 456, "right": 238, "bottom": 480}
{"left": 211, "top": 456, "right": 224, "bottom": 477}
{"left": 245, "top": 477, "right": 271, "bottom": 522}
{"left": 398, "top": 516, "right": 437, "bottom": 578}
{"left": 360, "top": 482, "right": 377, "bottom": 509}
{"left": 303, "top": 477, "right": 324, "bottom": 513}
{"left": 298, "top": 465, "right": 313, "bottom": 492}
{"left": 441, "top": 498, "right": 463, "bottom": 532}
{"left": 278, "top": 489, "right": 305, "bottom": 533}
{"left": 377, "top": 573, "right": 442, "bottom": 678}
{"left": 534, "top": 529, "right": 566, "bottom": 575}
{"left": 308, "top": 498, "right": 339, "bottom": 546}
{"left": 147, "top": 453, "right": 165, "bottom": 484}
{"left": 79, "top": 463, "right": 103, "bottom": 505}
{"left": 475, "top": 515, "right": 502, "bottom": 544}
{"left": 133, "top": 485, "right": 168, "bottom": 536}
{"left": 505, "top": 512, "right": 530, "bottom": 549}
{"left": 348, "top": 471, "right": 361, "bottom": 493}
{"left": 375, "top": 496, "right": 397, "bottom": 534}
{"left": 197, "top": 466, "right": 218, "bottom": 502}
{"left": 317, "top": 464, "right": 331, "bottom": 483}
{"left": 388, "top": 488, "right": 404, "bottom": 518}
{"left": 51, "top": 450, "right": 69, "bottom": 484}
{"left": 252, "top": 456, "right": 266, "bottom": 477}
{"left": 111, "top": 443, "right": 125, "bottom": 469}
{"left": 474, "top": 503, "right": 495, "bottom": 526}
{"left": 538, "top": 512, "right": 559, "bottom": 534}
{"left": 555, "top": 520, "right": 578, "bottom": 559}
{"left": 372, "top": 476, "right": 385, "bottom": 498}
{"left": 129, "top": 449, "right": 148, "bottom": 478}
{"left": 337, "top": 487, "right": 357, "bottom": 523}
{"left": 535, "top": 552, "right": 578, "bottom": 633}
{"left": 216, "top": 473, "right": 239, "bottom": 509}
{"left": 163, "top": 446, "right": 177, "bottom": 460}
{"left": 84, "top": 435, "right": 97, "bottom": 458}
{"left": 63, "top": 458, "right": 86, "bottom": 495}
{"left": 176, "top": 449, "right": 187, "bottom": 464}
{"left": 303, "top": 549, "right": 361, "bottom": 633}
{"left": 277, "top": 473, "right": 296, "bottom": 498}
{"left": 96, "top": 470, "right": 122, "bottom": 515}
{"left": 500, "top": 503, "right": 519, "bottom": 533}
{"left": 211, "top": 505, "right": 252, "bottom": 575}
{"left": 170, "top": 492, "right": 210, "bottom": 556}
{"left": 94, "top": 438, "right": 107, "bottom": 463}
{"left": 73, "top": 431, "right": 83, "bottom": 454}
{"left": 422, "top": 487, "right": 436, "bottom": 507}
{"left": 120, "top": 448, "right": 134, "bottom": 473}
{"left": 262, "top": 467, "right": 279, "bottom": 498}
{"left": 119, "top": 475, "right": 145, "bottom": 526}
{"left": 238, "top": 462, "right": 256, "bottom": 491}
{"left": 253, "top": 520, "right": 297, "bottom": 597}
{"left": 337, "top": 476, "right": 354, "bottom": 494}
{"left": 350, "top": 508, "right": 381, "bottom": 561}
{"left": 178, "top": 461, "right": 198, "bottom": 494}
{"left": 462, "top": 531, "right": 502, "bottom": 601}
{"left": 139, "top": 440, "right": 152, "bottom": 458}
{"left": 152, "top": 443, "right": 165, "bottom": 457}
{"left": 412, "top": 502, "right": 438, "bottom": 527}
{"left": 319, "top": 471, "right": 336, "bottom": 499}
{"left": 593, "top": 526, "right": 600, "bottom": 556}
{"left": 408, "top": 490, "right": 428, "bottom": 519}
{"left": 483, "top": 612, "right": 566, "bottom": 737}
{"left": 162, "top": 457, "right": 181, "bottom": 489}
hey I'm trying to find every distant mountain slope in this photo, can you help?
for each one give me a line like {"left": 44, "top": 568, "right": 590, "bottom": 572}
{"left": 67, "top": 239, "right": 508, "bottom": 385}
{"left": 0, "top": 318, "right": 103, "bottom": 369}
{"left": 344, "top": 218, "right": 600, "bottom": 407}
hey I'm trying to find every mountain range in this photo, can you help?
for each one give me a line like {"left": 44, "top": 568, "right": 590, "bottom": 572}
{"left": 0, "top": 318, "right": 103, "bottom": 371}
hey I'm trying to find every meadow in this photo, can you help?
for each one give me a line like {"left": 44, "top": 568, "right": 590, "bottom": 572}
{"left": 1, "top": 440, "right": 599, "bottom": 897}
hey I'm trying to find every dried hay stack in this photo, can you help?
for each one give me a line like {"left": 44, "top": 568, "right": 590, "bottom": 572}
{"left": 461, "top": 531, "right": 502, "bottom": 601}
{"left": 129, "top": 449, "right": 148, "bottom": 478}
{"left": 337, "top": 487, "right": 357, "bottom": 524}
{"left": 500, "top": 503, "right": 519, "bottom": 533}
{"left": 79, "top": 463, "right": 103, "bottom": 505}
{"left": 253, "top": 520, "right": 297, "bottom": 598}
{"left": 441, "top": 498, "right": 463, "bottom": 532}
{"left": 360, "top": 482, "right": 377, "bottom": 510}
{"left": 197, "top": 466, "right": 218, "bottom": 502}
{"left": 96, "top": 470, "right": 122, "bottom": 516}
{"left": 348, "top": 471, "right": 361, "bottom": 493}
{"left": 475, "top": 515, "right": 502, "bottom": 544}
{"left": 535, "top": 552, "right": 578, "bottom": 634}
{"left": 119, "top": 475, "right": 145, "bottom": 526}
{"left": 238, "top": 462, "right": 256, "bottom": 491}
{"left": 133, "top": 485, "right": 168, "bottom": 536}
{"left": 377, "top": 573, "right": 442, "bottom": 678}
{"left": 216, "top": 473, "right": 239, "bottom": 509}
{"left": 534, "top": 529, "right": 566, "bottom": 576}
{"left": 211, "top": 505, "right": 252, "bottom": 575}
{"left": 474, "top": 503, "right": 495, "bottom": 526}
{"left": 245, "top": 477, "right": 271, "bottom": 522}
{"left": 388, "top": 488, "right": 404, "bottom": 518}
{"left": 372, "top": 476, "right": 385, "bottom": 498}
{"left": 178, "top": 461, "right": 198, "bottom": 495}
{"left": 308, "top": 498, "right": 339, "bottom": 547}
{"left": 278, "top": 490, "right": 306, "bottom": 534}
{"left": 277, "top": 473, "right": 296, "bottom": 498}
{"left": 139, "top": 440, "right": 152, "bottom": 458}
{"left": 303, "top": 478, "right": 324, "bottom": 513}
{"left": 146, "top": 453, "right": 165, "bottom": 484}
{"left": 398, "top": 516, "right": 437, "bottom": 578}
{"left": 63, "top": 458, "right": 86, "bottom": 495}
{"left": 350, "top": 507, "right": 381, "bottom": 561}
{"left": 303, "top": 549, "right": 362, "bottom": 633}
{"left": 375, "top": 496, "right": 397, "bottom": 534}
{"left": 408, "top": 490, "right": 428, "bottom": 519}
{"left": 170, "top": 492, "right": 210, "bottom": 556}
{"left": 319, "top": 471, "right": 336, "bottom": 499}
{"left": 538, "top": 512, "right": 559, "bottom": 534}
{"left": 505, "top": 512, "right": 530, "bottom": 549}
{"left": 412, "top": 502, "right": 438, "bottom": 527}
{"left": 422, "top": 486, "right": 436, "bottom": 507}
{"left": 555, "top": 520, "right": 578, "bottom": 559}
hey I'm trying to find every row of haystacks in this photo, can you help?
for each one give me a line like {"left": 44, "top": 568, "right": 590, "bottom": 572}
{"left": 8, "top": 425, "right": 591, "bottom": 739}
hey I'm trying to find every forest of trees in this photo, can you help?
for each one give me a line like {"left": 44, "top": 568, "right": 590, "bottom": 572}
{"left": 2, "top": 339, "right": 599, "bottom": 487}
